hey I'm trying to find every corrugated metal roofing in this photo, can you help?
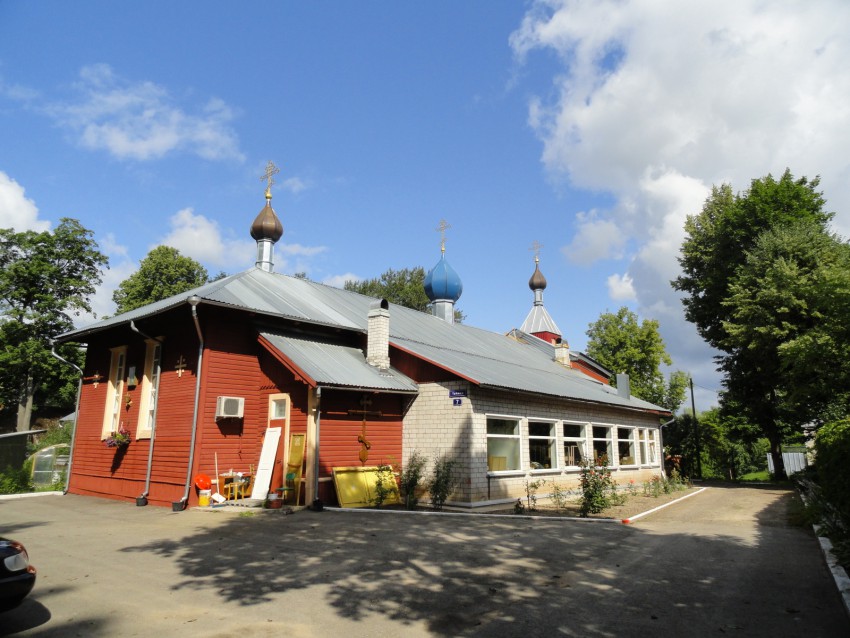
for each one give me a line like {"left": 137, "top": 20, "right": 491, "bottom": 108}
{"left": 259, "top": 330, "right": 418, "bottom": 393}
{"left": 520, "top": 304, "right": 562, "bottom": 336}
{"left": 58, "top": 267, "right": 667, "bottom": 413}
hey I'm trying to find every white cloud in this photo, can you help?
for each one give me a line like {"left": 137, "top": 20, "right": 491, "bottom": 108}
{"left": 511, "top": 0, "right": 850, "bottom": 409}
{"left": 562, "top": 211, "right": 626, "bottom": 264}
{"left": 0, "top": 171, "right": 50, "bottom": 231}
{"left": 47, "top": 64, "right": 243, "bottom": 162}
{"left": 281, "top": 177, "right": 309, "bottom": 194}
{"left": 159, "top": 207, "right": 254, "bottom": 269}
{"left": 323, "top": 272, "right": 360, "bottom": 288}
{"left": 607, "top": 272, "right": 635, "bottom": 301}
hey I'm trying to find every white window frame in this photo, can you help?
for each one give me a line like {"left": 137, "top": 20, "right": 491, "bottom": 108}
{"left": 648, "top": 429, "right": 659, "bottom": 465}
{"left": 638, "top": 428, "right": 649, "bottom": 466}
{"left": 269, "top": 394, "right": 290, "bottom": 421}
{"left": 527, "top": 419, "right": 558, "bottom": 471}
{"left": 135, "top": 340, "right": 163, "bottom": 439}
{"left": 562, "top": 420, "right": 589, "bottom": 469}
{"left": 101, "top": 346, "right": 127, "bottom": 439}
{"left": 591, "top": 422, "right": 614, "bottom": 466}
{"left": 616, "top": 426, "right": 637, "bottom": 466}
{"left": 486, "top": 415, "right": 522, "bottom": 473}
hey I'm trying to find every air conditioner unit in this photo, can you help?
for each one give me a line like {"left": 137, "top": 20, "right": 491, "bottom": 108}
{"left": 215, "top": 396, "right": 244, "bottom": 419}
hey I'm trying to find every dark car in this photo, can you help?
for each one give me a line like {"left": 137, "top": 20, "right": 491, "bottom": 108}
{"left": 0, "top": 538, "right": 36, "bottom": 611}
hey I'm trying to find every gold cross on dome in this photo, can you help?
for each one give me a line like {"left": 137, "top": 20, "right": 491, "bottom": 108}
{"left": 260, "top": 161, "right": 281, "bottom": 197}
{"left": 436, "top": 219, "right": 451, "bottom": 253}
{"left": 529, "top": 240, "right": 544, "bottom": 263}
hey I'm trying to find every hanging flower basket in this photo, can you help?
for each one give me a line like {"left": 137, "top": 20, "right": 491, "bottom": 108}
{"left": 105, "top": 426, "right": 131, "bottom": 448}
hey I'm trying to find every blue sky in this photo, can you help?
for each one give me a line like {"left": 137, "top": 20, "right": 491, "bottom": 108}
{"left": 2, "top": 1, "right": 850, "bottom": 413}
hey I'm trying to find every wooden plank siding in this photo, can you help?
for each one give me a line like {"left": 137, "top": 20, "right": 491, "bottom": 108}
{"left": 316, "top": 391, "right": 405, "bottom": 505}
{"left": 67, "top": 304, "right": 411, "bottom": 508}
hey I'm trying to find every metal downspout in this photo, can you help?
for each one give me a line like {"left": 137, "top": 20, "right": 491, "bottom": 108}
{"left": 129, "top": 321, "right": 163, "bottom": 506}
{"left": 312, "top": 386, "right": 323, "bottom": 509}
{"left": 176, "top": 296, "right": 204, "bottom": 511}
{"left": 49, "top": 342, "right": 83, "bottom": 495}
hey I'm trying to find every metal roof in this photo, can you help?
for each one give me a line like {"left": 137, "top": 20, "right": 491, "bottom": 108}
{"left": 259, "top": 330, "right": 418, "bottom": 393}
{"left": 520, "top": 304, "right": 562, "bottom": 336}
{"left": 58, "top": 267, "right": 667, "bottom": 414}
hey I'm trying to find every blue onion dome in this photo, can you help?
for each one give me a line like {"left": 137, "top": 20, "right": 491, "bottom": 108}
{"left": 424, "top": 253, "right": 463, "bottom": 302}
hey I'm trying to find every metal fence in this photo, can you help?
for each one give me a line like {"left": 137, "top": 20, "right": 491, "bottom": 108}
{"left": 766, "top": 451, "right": 808, "bottom": 475}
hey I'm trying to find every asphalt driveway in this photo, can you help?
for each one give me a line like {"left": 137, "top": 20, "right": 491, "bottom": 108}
{"left": 1, "top": 485, "right": 848, "bottom": 637}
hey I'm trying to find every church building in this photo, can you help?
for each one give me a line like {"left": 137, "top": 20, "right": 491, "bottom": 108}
{"left": 56, "top": 168, "right": 669, "bottom": 510}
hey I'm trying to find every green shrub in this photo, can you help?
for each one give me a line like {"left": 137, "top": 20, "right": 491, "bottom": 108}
{"left": 428, "top": 454, "right": 458, "bottom": 511}
{"left": 549, "top": 480, "right": 570, "bottom": 510}
{"left": 372, "top": 462, "right": 397, "bottom": 508}
{"left": 578, "top": 456, "right": 617, "bottom": 516}
{"left": 0, "top": 465, "right": 32, "bottom": 495}
{"left": 815, "top": 418, "right": 850, "bottom": 531}
{"left": 399, "top": 451, "right": 426, "bottom": 510}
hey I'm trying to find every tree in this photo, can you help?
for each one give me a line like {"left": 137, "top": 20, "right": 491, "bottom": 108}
{"left": 112, "top": 246, "right": 209, "bottom": 315}
{"left": 720, "top": 221, "right": 850, "bottom": 472}
{"left": 673, "top": 170, "right": 835, "bottom": 478}
{"left": 0, "top": 218, "right": 108, "bottom": 430}
{"left": 674, "top": 169, "right": 832, "bottom": 349}
{"left": 344, "top": 267, "right": 464, "bottom": 322}
{"left": 585, "top": 307, "right": 687, "bottom": 412}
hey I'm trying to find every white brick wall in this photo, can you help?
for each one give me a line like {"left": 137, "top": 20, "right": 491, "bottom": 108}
{"left": 403, "top": 383, "right": 665, "bottom": 507}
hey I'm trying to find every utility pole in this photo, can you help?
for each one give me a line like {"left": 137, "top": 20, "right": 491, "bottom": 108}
{"left": 690, "top": 376, "right": 702, "bottom": 479}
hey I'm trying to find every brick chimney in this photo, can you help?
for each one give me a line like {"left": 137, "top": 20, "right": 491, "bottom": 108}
{"left": 553, "top": 338, "right": 571, "bottom": 368}
{"left": 367, "top": 299, "right": 390, "bottom": 370}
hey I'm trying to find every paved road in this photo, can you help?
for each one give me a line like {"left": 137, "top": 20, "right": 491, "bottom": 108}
{"left": 1, "top": 485, "right": 847, "bottom": 637}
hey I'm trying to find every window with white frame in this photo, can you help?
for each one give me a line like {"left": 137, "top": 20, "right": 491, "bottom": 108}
{"left": 268, "top": 393, "right": 289, "bottom": 421}
{"left": 638, "top": 429, "right": 649, "bottom": 465}
{"left": 591, "top": 424, "right": 613, "bottom": 465}
{"left": 617, "top": 427, "right": 636, "bottom": 465}
{"left": 102, "top": 346, "right": 127, "bottom": 438}
{"left": 648, "top": 429, "right": 659, "bottom": 464}
{"left": 135, "top": 340, "right": 162, "bottom": 438}
{"left": 563, "top": 422, "right": 587, "bottom": 468}
{"left": 487, "top": 417, "right": 521, "bottom": 471}
{"left": 528, "top": 421, "right": 556, "bottom": 469}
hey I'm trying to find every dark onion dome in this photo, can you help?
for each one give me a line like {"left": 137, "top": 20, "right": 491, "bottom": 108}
{"left": 250, "top": 199, "right": 284, "bottom": 242}
{"left": 529, "top": 261, "right": 547, "bottom": 291}
{"left": 424, "top": 253, "right": 463, "bottom": 302}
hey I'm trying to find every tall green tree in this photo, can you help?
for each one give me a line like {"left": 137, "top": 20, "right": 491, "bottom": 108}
{"left": 585, "top": 307, "right": 687, "bottom": 412}
{"left": 0, "top": 219, "right": 108, "bottom": 430}
{"left": 721, "top": 221, "right": 850, "bottom": 466}
{"left": 112, "top": 246, "right": 209, "bottom": 315}
{"left": 674, "top": 169, "right": 832, "bottom": 349}
{"left": 344, "top": 267, "right": 464, "bottom": 322}
{"left": 673, "top": 170, "right": 835, "bottom": 478}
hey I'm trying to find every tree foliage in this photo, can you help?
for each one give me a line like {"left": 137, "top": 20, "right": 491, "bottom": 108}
{"left": 112, "top": 246, "right": 210, "bottom": 315}
{"left": 344, "top": 266, "right": 464, "bottom": 322}
{"left": 585, "top": 307, "right": 687, "bottom": 412}
{"left": 673, "top": 169, "right": 837, "bottom": 478}
{"left": 0, "top": 219, "right": 107, "bottom": 429}
{"left": 674, "top": 169, "right": 832, "bottom": 349}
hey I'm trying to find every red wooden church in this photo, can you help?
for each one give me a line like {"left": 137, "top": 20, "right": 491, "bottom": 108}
{"left": 56, "top": 173, "right": 668, "bottom": 510}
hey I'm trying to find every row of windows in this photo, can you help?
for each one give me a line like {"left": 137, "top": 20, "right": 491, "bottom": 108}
{"left": 486, "top": 416, "right": 660, "bottom": 473}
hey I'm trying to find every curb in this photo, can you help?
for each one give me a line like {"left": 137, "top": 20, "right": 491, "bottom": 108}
{"left": 813, "top": 523, "right": 850, "bottom": 618}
